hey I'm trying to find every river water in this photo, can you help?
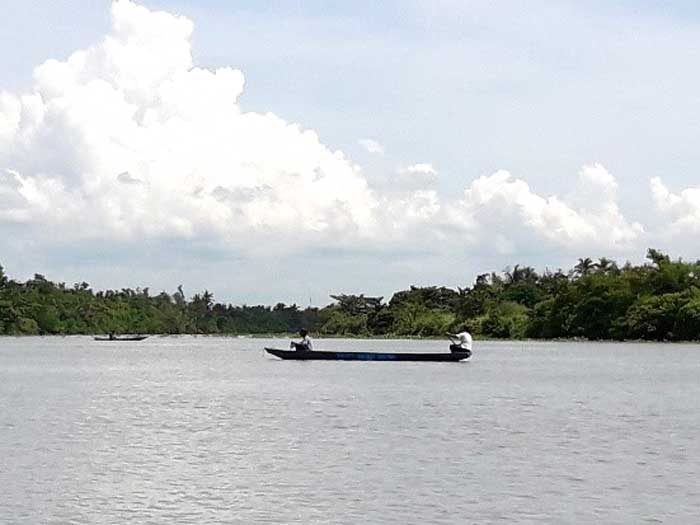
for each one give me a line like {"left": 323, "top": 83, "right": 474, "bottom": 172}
{"left": 1, "top": 336, "right": 699, "bottom": 524}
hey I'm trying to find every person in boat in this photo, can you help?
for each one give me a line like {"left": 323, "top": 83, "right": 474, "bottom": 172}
{"left": 108, "top": 332, "right": 116, "bottom": 341}
{"left": 290, "top": 328, "right": 313, "bottom": 352}
{"left": 447, "top": 328, "right": 472, "bottom": 354}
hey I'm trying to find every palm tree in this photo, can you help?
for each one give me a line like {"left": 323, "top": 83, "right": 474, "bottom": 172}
{"left": 574, "top": 257, "right": 595, "bottom": 277}
{"left": 596, "top": 257, "right": 618, "bottom": 274}
{"left": 504, "top": 264, "right": 538, "bottom": 284}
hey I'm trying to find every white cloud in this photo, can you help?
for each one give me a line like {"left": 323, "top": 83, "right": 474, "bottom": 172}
{"left": 383, "top": 189, "right": 441, "bottom": 228}
{"left": 0, "top": 0, "right": 647, "bottom": 273}
{"left": 0, "top": 169, "right": 37, "bottom": 223}
{"left": 399, "top": 163, "right": 437, "bottom": 177}
{"left": 116, "top": 171, "right": 144, "bottom": 185}
{"left": 395, "top": 163, "right": 438, "bottom": 189}
{"left": 0, "top": 0, "right": 379, "bottom": 248}
{"left": 452, "top": 164, "right": 644, "bottom": 254}
{"left": 358, "top": 138, "right": 384, "bottom": 154}
{"left": 651, "top": 177, "right": 700, "bottom": 234}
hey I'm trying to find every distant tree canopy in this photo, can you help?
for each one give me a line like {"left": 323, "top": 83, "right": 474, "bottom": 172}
{"left": 1, "top": 249, "right": 700, "bottom": 340}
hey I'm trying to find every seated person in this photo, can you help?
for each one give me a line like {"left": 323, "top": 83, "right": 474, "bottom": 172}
{"left": 447, "top": 328, "right": 472, "bottom": 354}
{"left": 290, "top": 328, "right": 313, "bottom": 352}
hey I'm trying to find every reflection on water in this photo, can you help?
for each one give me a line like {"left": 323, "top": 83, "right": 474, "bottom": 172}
{"left": 1, "top": 337, "right": 699, "bottom": 523}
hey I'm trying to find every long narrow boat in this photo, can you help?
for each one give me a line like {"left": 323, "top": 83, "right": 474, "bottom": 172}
{"left": 94, "top": 335, "right": 149, "bottom": 342}
{"left": 265, "top": 347, "right": 470, "bottom": 362}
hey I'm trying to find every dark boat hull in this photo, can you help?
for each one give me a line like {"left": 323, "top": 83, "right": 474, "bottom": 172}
{"left": 265, "top": 348, "right": 470, "bottom": 362}
{"left": 94, "top": 336, "right": 149, "bottom": 341}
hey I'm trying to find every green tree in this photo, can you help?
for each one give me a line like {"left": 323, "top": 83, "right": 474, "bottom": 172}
{"left": 624, "top": 293, "right": 685, "bottom": 340}
{"left": 574, "top": 257, "right": 596, "bottom": 278}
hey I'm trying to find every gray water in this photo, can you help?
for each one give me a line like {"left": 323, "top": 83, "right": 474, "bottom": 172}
{"left": 1, "top": 337, "right": 699, "bottom": 524}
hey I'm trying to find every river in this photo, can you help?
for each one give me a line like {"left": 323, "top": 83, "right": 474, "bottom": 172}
{"left": 1, "top": 336, "right": 699, "bottom": 523}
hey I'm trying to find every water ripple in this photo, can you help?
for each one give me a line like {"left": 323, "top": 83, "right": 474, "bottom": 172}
{"left": 2, "top": 337, "right": 700, "bottom": 523}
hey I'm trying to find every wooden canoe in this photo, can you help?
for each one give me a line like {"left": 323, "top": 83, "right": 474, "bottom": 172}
{"left": 265, "top": 347, "right": 470, "bottom": 362}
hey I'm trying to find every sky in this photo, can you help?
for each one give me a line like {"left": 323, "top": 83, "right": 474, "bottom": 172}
{"left": 1, "top": 0, "right": 700, "bottom": 305}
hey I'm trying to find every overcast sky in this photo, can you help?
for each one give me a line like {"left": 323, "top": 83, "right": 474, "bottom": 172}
{"left": 1, "top": 1, "right": 700, "bottom": 305}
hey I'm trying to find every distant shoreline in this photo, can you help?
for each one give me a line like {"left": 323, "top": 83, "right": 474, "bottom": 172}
{"left": 0, "top": 333, "right": 687, "bottom": 344}
{"left": 2, "top": 249, "right": 700, "bottom": 342}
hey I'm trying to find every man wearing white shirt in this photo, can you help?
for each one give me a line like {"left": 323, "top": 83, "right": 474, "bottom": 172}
{"left": 290, "top": 328, "right": 313, "bottom": 352}
{"left": 447, "top": 329, "right": 472, "bottom": 354}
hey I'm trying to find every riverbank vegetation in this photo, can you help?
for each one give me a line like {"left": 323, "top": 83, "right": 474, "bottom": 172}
{"left": 1, "top": 249, "right": 699, "bottom": 340}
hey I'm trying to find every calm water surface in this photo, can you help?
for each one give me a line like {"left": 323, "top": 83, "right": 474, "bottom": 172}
{"left": 1, "top": 337, "right": 699, "bottom": 524}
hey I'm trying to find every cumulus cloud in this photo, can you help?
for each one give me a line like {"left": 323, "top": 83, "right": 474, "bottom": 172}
{"left": 395, "top": 163, "right": 438, "bottom": 189}
{"left": 372, "top": 163, "right": 643, "bottom": 255}
{"left": 358, "top": 138, "right": 384, "bottom": 154}
{"left": 0, "top": 0, "right": 378, "bottom": 248}
{"left": 451, "top": 164, "right": 644, "bottom": 254}
{"left": 0, "top": 169, "right": 39, "bottom": 223}
{"left": 0, "top": 0, "right": 645, "bottom": 264}
{"left": 651, "top": 177, "right": 700, "bottom": 234}
{"left": 383, "top": 189, "right": 441, "bottom": 228}
{"left": 117, "top": 171, "right": 143, "bottom": 185}
{"left": 399, "top": 163, "right": 437, "bottom": 177}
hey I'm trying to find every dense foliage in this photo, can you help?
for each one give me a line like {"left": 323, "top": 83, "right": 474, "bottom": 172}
{"left": 1, "top": 249, "right": 700, "bottom": 340}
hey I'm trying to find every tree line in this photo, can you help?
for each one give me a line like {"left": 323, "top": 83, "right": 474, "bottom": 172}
{"left": 1, "top": 249, "right": 700, "bottom": 340}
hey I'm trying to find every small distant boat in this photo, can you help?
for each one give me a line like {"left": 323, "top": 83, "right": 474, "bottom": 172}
{"left": 265, "top": 348, "right": 470, "bottom": 362}
{"left": 94, "top": 335, "right": 149, "bottom": 342}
